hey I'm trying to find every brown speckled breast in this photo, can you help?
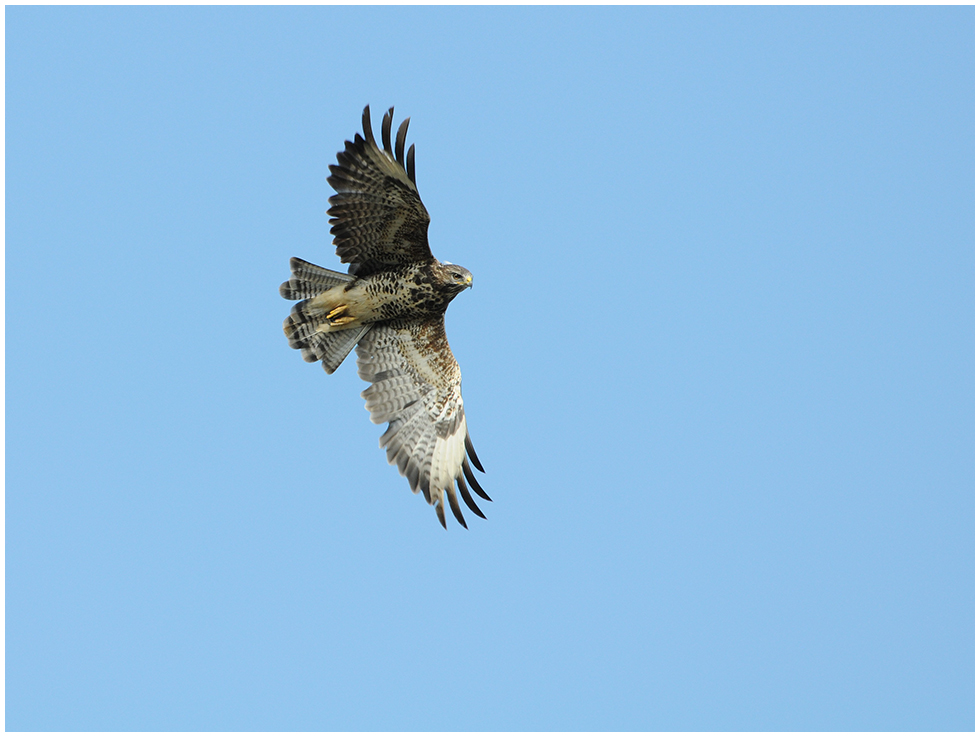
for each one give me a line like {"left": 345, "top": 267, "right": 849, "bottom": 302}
{"left": 356, "top": 259, "right": 454, "bottom": 322}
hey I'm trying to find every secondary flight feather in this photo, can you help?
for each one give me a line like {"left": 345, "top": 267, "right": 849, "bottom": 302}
{"left": 280, "top": 105, "right": 488, "bottom": 528}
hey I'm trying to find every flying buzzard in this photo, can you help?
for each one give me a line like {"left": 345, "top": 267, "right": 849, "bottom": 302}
{"left": 280, "top": 105, "right": 488, "bottom": 528}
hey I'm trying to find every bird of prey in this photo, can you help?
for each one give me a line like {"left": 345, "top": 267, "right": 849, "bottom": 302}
{"left": 280, "top": 105, "right": 488, "bottom": 528}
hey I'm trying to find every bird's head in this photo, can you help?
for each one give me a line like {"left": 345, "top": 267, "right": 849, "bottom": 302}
{"left": 436, "top": 261, "right": 474, "bottom": 294}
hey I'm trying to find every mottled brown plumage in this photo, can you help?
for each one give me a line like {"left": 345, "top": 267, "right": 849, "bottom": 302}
{"left": 280, "top": 106, "right": 487, "bottom": 528}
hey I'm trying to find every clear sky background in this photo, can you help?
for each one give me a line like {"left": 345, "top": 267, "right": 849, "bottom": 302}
{"left": 6, "top": 6, "right": 974, "bottom": 731}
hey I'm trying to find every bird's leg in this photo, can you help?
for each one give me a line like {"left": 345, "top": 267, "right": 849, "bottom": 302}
{"left": 326, "top": 305, "right": 356, "bottom": 326}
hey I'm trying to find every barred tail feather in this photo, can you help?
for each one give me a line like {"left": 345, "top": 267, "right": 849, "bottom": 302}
{"left": 283, "top": 306, "right": 370, "bottom": 373}
{"left": 280, "top": 257, "right": 353, "bottom": 300}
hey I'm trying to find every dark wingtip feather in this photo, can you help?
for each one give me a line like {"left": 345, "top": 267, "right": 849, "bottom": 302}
{"left": 465, "top": 433, "right": 485, "bottom": 473}
{"left": 382, "top": 107, "right": 394, "bottom": 154}
{"left": 407, "top": 143, "right": 416, "bottom": 184}
{"left": 362, "top": 105, "right": 376, "bottom": 147}
{"left": 395, "top": 117, "right": 410, "bottom": 167}
{"left": 406, "top": 464, "right": 420, "bottom": 493}
{"left": 463, "top": 459, "right": 492, "bottom": 502}
{"left": 446, "top": 486, "right": 468, "bottom": 529}
{"left": 435, "top": 502, "right": 447, "bottom": 529}
{"left": 457, "top": 475, "right": 486, "bottom": 520}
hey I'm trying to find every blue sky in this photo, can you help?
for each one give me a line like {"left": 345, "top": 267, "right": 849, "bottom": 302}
{"left": 6, "top": 6, "right": 974, "bottom": 731}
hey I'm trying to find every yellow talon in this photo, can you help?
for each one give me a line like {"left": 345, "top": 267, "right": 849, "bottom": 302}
{"left": 326, "top": 305, "right": 349, "bottom": 320}
{"left": 330, "top": 315, "right": 356, "bottom": 326}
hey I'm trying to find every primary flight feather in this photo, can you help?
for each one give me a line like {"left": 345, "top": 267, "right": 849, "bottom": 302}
{"left": 280, "top": 105, "right": 488, "bottom": 528}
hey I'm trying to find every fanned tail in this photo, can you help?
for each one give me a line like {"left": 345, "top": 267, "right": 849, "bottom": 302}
{"left": 281, "top": 257, "right": 370, "bottom": 373}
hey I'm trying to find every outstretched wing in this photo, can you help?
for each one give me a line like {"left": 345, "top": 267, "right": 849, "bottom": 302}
{"left": 328, "top": 106, "right": 432, "bottom": 277}
{"left": 356, "top": 319, "right": 488, "bottom": 528}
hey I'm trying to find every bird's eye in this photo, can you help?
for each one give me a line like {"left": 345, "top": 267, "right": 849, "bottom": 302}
{"left": 452, "top": 272, "right": 463, "bottom": 280}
